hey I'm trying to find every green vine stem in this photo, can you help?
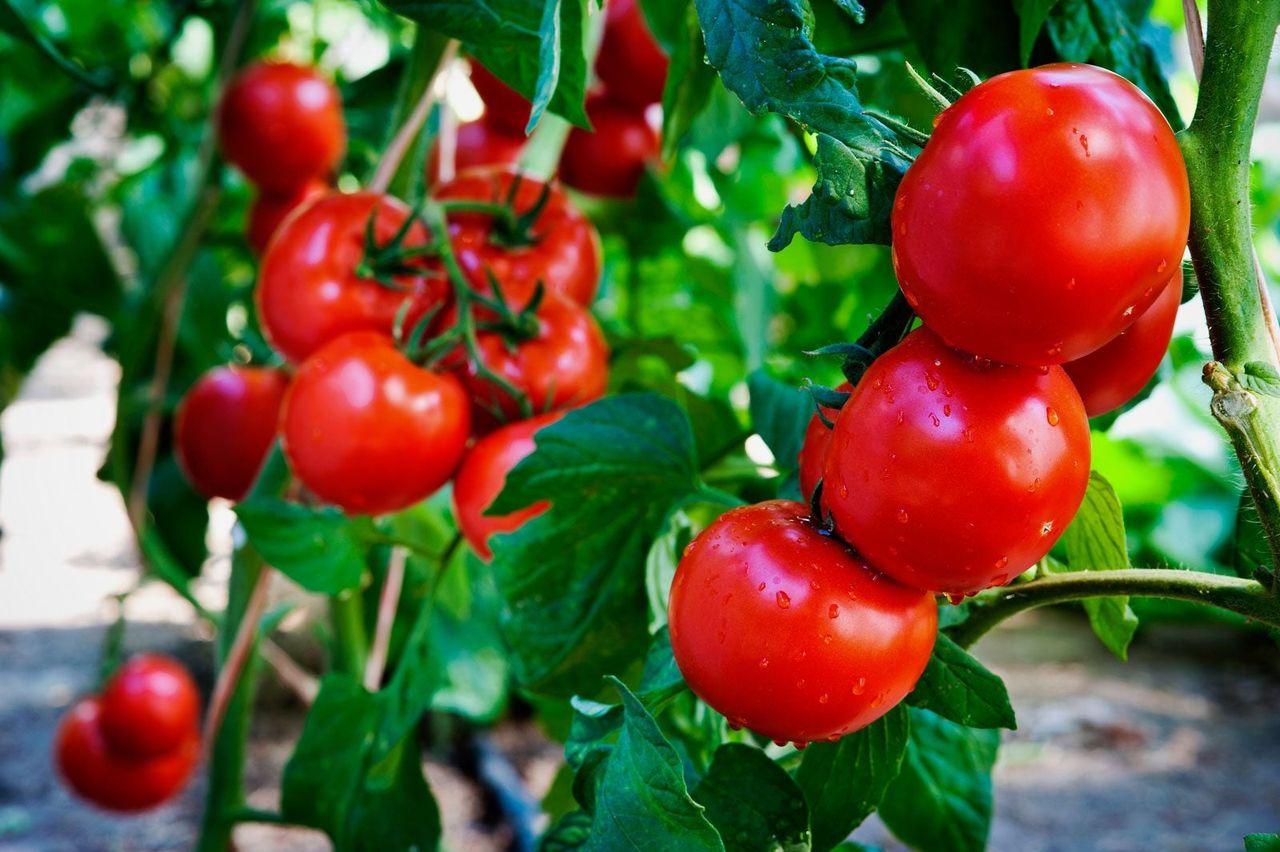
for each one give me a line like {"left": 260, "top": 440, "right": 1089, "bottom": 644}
{"left": 1180, "top": 0, "right": 1280, "bottom": 571}
{"left": 949, "top": 568, "right": 1280, "bottom": 649}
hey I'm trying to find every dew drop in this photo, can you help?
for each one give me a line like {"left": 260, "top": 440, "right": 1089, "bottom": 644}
{"left": 1041, "top": 520, "right": 1055, "bottom": 536}
{"left": 1046, "top": 107, "right": 1055, "bottom": 116}
{"left": 776, "top": 590, "right": 791, "bottom": 609}
{"left": 759, "top": 657, "right": 770, "bottom": 669}
{"left": 897, "top": 410, "right": 905, "bottom": 425}
{"left": 929, "top": 413, "right": 941, "bottom": 427}
{"left": 1157, "top": 259, "right": 1168, "bottom": 274}
{"left": 1028, "top": 477, "right": 1041, "bottom": 493}
{"left": 1079, "top": 134, "right": 1089, "bottom": 156}
{"left": 963, "top": 427, "right": 976, "bottom": 443}
{"left": 852, "top": 677, "right": 867, "bottom": 695}
{"left": 943, "top": 404, "right": 952, "bottom": 417}
{"left": 1046, "top": 406, "right": 1060, "bottom": 426}
{"left": 839, "top": 485, "right": 849, "bottom": 498}
{"left": 925, "top": 373, "right": 940, "bottom": 391}
{"left": 1122, "top": 304, "right": 1135, "bottom": 318}
{"left": 995, "top": 556, "right": 1009, "bottom": 570}
{"left": 828, "top": 603, "right": 840, "bottom": 619}
{"left": 946, "top": 592, "right": 965, "bottom": 605}
{"left": 897, "top": 508, "right": 910, "bottom": 524}
{"left": 822, "top": 633, "right": 833, "bottom": 644}
{"left": 1066, "top": 277, "right": 1077, "bottom": 291}
{"left": 758, "top": 581, "right": 766, "bottom": 591}
{"left": 729, "top": 718, "right": 746, "bottom": 731}
{"left": 871, "top": 692, "right": 885, "bottom": 709}
{"left": 819, "top": 693, "right": 830, "bottom": 705}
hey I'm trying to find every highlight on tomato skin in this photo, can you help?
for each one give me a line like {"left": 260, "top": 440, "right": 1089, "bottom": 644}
{"left": 668, "top": 500, "right": 938, "bottom": 747}
{"left": 98, "top": 654, "right": 201, "bottom": 760}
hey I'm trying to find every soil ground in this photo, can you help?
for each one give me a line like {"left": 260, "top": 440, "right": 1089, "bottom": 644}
{"left": 1, "top": 320, "right": 1277, "bottom": 851}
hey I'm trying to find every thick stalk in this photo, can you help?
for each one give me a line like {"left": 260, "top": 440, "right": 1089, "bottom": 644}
{"left": 950, "top": 568, "right": 1280, "bottom": 649}
{"left": 1181, "top": 0, "right": 1280, "bottom": 571}
{"left": 330, "top": 591, "right": 369, "bottom": 678}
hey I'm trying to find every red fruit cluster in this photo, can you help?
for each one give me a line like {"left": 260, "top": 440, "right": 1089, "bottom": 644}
{"left": 56, "top": 655, "right": 200, "bottom": 812}
{"left": 671, "top": 64, "right": 1189, "bottom": 747}
{"left": 219, "top": 61, "right": 346, "bottom": 255}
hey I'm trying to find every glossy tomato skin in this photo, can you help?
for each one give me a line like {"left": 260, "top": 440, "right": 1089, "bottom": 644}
{"left": 668, "top": 500, "right": 937, "bottom": 746}
{"left": 596, "top": 0, "right": 669, "bottom": 108}
{"left": 452, "top": 412, "right": 562, "bottom": 560}
{"left": 892, "top": 63, "right": 1190, "bottom": 365}
{"left": 560, "top": 94, "right": 659, "bottom": 198}
{"left": 258, "top": 191, "right": 448, "bottom": 365}
{"left": 469, "top": 60, "right": 532, "bottom": 137}
{"left": 463, "top": 292, "right": 609, "bottom": 429}
{"left": 175, "top": 365, "right": 288, "bottom": 501}
{"left": 797, "top": 382, "right": 851, "bottom": 502}
{"left": 55, "top": 697, "right": 198, "bottom": 812}
{"left": 823, "top": 327, "right": 1091, "bottom": 595}
{"left": 281, "top": 332, "right": 470, "bottom": 515}
{"left": 1064, "top": 268, "right": 1181, "bottom": 417}
{"left": 427, "top": 120, "right": 525, "bottom": 186}
{"left": 436, "top": 167, "right": 601, "bottom": 307}
{"left": 247, "top": 178, "right": 327, "bottom": 256}
{"left": 99, "top": 654, "right": 201, "bottom": 759}
{"left": 218, "top": 61, "right": 346, "bottom": 193}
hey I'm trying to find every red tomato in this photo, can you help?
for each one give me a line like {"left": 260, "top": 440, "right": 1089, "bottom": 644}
{"left": 55, "top": 697, "right": 198, "bottom": 812}
{"left": 797, "top": 382, "right": 852, "bottom": 502}
{"left": 891, "top": 63, "right": 1190, "bottom": 365}
{"left": 281, "top": 332, "right": 470, "bottom": 515}
{"left": 668, "top": 500, "right": 937, "bottom": 746}
{"left": 257, "top": 191, "right": 448, "bottom": 365}
{"left": 435, "top": 167, "right": 601, "bottom": 307}
{"left": 559, "top": 94, "right": 660, "bottom": 198}
{"left": 452, "top": 412, "right": 562, "bottom": 560}
{"left": 175, "top": 365, "right": 288, "bottom": 502}
{"left": 1064, "top": 268, "right": 1182, "bottom": 417}
{"left": 823, "top": 327, "right": 1090, "bottom": 595}
{"left": 597, "top": 0, "right": 669, "bottom": 108}
{"left": 469, "top": 60, "right": 532, "bottom": 137}
{"left": 462, "top": 291, "right": 609, "bottom": 429}
{"left": 246, "top": 179, "right": 327, "bottom": 256}
{"left": 99, "top": 654, "right": 201, "bottom": 759}
{"left": 218, "top": 61, "right": 346, "bottom": 193}
{"left": 427, "top": 120, "right": 525, "bottom": 186}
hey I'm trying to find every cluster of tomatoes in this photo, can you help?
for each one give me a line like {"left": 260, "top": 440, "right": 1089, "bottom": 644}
{"left": 455, "top": 0, "right": 666, "bottom": 197}
{"left": 56, "top": 655, "right": 201, "bottom": 811}
{"left": 669, "top": 64, "right": 1190, "bottom": 747}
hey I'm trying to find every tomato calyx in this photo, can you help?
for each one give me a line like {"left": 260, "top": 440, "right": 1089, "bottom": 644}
{"left": 439, "top": 173, "right": 555, "bottom": 250}
{"left": 355, "top": 202, "right": 444, "bottom": 290}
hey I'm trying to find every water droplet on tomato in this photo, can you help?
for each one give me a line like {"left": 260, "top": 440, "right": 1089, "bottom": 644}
{"left": 1046, "top": 107, "right": 1055, "bottom": 116}
{"left": 839, "top": 485, "right": 849, "bottom": 498}
{"left": 1066, "top": 277, "right": 1077, "bottom": 290}
{"left": 897, "top": 410, "right": 905, "bottom": 425}
{"left": 1123, "top": 304, "right": 1135, "bottom": 318}
{"left": 852, "top": 677, "right": 867, "bottom": 695}
{"left": 819, "top": 693, "right": 830, "bottom": 705}
{"left": 897, "top": 508, "right": 909, "bottom": 524}
{"left": 946, "top": 592, "right": 965, "bottom": 605}
{"left": 759, "top": 657, "right": 769, "bottom": 669}
{"left": 943, "top": 404, "right": 952, "bottom": 417}
{"left": 758, "top": 581, "right": 766, "bottom": 591}
{"left": 1079, "top": 134, "right": 1089, "bottom": 156}
{"left": 776, "top": 590, "right": 791, "bottom": 609}
{"left": 925, "top": 372, "right": 940, "bottom": 391}
{"left": 995, "top": 556, "right": 1009, "bottom": 570}
{"left": 828, "top": 603, "right": 840, "bottom": 619}
{"left": 1157, "top": 259, "right": 1168, "bottom": 274}
{"left": 929, "top": 413, "right": 940, "bottom": 427}
{"left": 1041, "top": 520, "right": 1055, "bottom": 535}
{"left": 1046, "top": 406, "right": 1060, "bottom": 426}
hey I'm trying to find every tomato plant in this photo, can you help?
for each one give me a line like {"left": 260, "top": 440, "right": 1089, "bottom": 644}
{"left": 98, "top": 654, "right": 201, "bottom": 759}
{"left": 559, "top": 94, "right": 660, "bottom": 197}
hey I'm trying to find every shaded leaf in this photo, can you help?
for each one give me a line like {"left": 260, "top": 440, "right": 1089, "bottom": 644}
{"left": 694, "top": 743, "right": 811, "bottom": 851}
{"left": 1061, "top": 471, "right": 1140, "bottom": 659}
{"left": 907, "top": 633, "right": 1016, "bottom": 730}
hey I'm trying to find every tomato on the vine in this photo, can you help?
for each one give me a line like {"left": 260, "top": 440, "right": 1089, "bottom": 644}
{"left": 1064, "top": 268, "right": 1182, "bottom": 417}
{"left": 461, "top": 291, "right": 609, "bottom": 429}
{"left": 428, "top": 120, "right": 525, "bottom": 186}
{"left": 218, "top": 61, "right": 346, "bottom": 194}
{"left": 559, "top": 94, "right": 659, "bottom": 198}
{"left": 56, "top": 697, "right": 198, "bottom": 812}
{"left": 435, "top": 167, "right": 601, "bottom": 307}
{"left": 596, "top": 0, "right": 669, "bottom": 108}
{"left": 823, "top": 327, "right": 1090, "bottom": 595}
{"left": 452, "top": 412, "right": 562, "bottom": 560}
{"left": 175, "top": 365, "right": 288, "bottom": 502}
{"left": 668, "top": 500, "right": 937, "bottom": 746}
{"left": 281, "top": 332, "right": 470, "bottom": 516}
{"left": 257, "top": 191, "right": 448, "bottom": 365}
{"left": 246, "top": 178, "right": 326, "bottom": 256}
{"left": 99, "top": 655, "right": 201, "bottom": 759}
{"left": 798, "top": 382, "right": 851, "bottom": 502}
{"left": 468, "top": 60, "right": 531, "bottom": 137}
{"left": 891, "top": 63, "right": 1190, "bottom": 366}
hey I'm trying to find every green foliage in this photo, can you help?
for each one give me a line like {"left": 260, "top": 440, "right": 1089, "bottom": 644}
{"left": 907, "top": 634, "right": 1017, "bottom": 730}
{"left": 235, "top": 499, "right": 375, "bottom": 594}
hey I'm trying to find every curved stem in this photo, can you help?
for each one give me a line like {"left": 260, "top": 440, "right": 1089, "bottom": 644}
{"left": 201, "top": 564, "right": 272, "bottom": 763}
{"left": 949, "top": 568, "right": 1280, "bottom": 649}
{"left": 369, "top": 36, "right": 458, "bottom": 195}
{"left": 363, "top": 546, "right": 406, "bottom": 691}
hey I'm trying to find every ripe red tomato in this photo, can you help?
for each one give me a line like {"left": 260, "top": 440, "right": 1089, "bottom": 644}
{"left": 797, "top": 382, "right": 851, "bottom": 501}
{"left": 427, "top": 120, "right": 525, "bottom": 186}
{"left": 559, "top": 94, "right": 659, "bottom": 198}
{"left": 257, "top": 191, "right": 448, "bottom": 365}
{"left": 55, "top": 697, "right": 198, "bottom": 812}
{"left": 468, "top": 60, "right": 531, "bottom": 137}
{"left": 218, "top": 61, "right": 346, "bottom": 194}
{"left": 246, "top": 178, "right": 327, "bottom": 256}
{"left": 823, "top": 327, "right": 1090, "bottom": 595}
{"left": 462, "top": 291, "right": 609, "bottom": 429}
{"left": 668, "top": 500, "right": 937, "bottom": 746}
{"left": 281, "top": 332, "right": 470, "bottom": 515}
{"left": 1064, "top": 268, "right": 1182, "bottom": 417}
{"left": 596, "top": 0, "right": 669, "bottom": 108}
{"left": 175, "top": 365, "right": 288, "bottom": 502}
{"left": 891, "top": 63, "right": 1190, "bottom": 366}
{"left": 452, "top": 412, "right": 562, "bottom": 560}
{"left": 435, "top": 167, "right": 601, "bottom": 307}
{"left": 98, "top": 654, "right": 200, "bottom": 759}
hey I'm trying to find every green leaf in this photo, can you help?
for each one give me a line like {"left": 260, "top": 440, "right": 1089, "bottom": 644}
{"left": 747, "top": 370, "right": 813, "bottom": 474}
{"left": 489, "top": 394, "right": 700, "bottom": 696}
{"left": 878, "top": 708, "right": 999, "bottom": 852}
{"left": 1012, "top": 0, "right": 1062, "bottom": 65}
{"left": 1242, "top": 361, "right": 1280, "bottom": 398}
{"left": 1245, "top": 834, "right": 1280, "bottom": 852}
{"left": 907, "top": 633, "right": 1017, "bottom": 730}
{"left": 829, "top": 0, "right": 866, "bottom": 22}
{"left": 660, "top": 3, "right": 717, "bottom": 160}
{"left": 794, "top": 705, "right": 910, "bottom": 851}
{"left": 235, "top": 499, "right": 373, "bottom": 594}
{"left": 693, "top": 743, "right": 811, "bottom": 851}
{"left": 585, "top": 678, "right": 724, "bottom": 851}
{"left": 426, "top": 551, "right": 511, "bottom": 723}
{"left": 381, "top": 0, "right": 590, "bottom": 129}
{"left": 896, "top": 0, "right": 1020, "bottom": 77}
{"left": 542, "top": 810, "right": 594, "bottom": 850}
{"left": 1061, "top": 471, "right": 1140, "bottom": 660}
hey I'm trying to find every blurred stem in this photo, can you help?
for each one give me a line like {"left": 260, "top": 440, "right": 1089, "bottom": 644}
{"left": 949, "top": 569, "right": 1280, "bottom": 649}
{"left": 330, "top": 590, "right": 369, "bottom": 678}
{"left": 379, "top": 29, "right": 453, "bottom": 198}
{"left": 1180, "top": 0, "right": 1280, "bottom": 572}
